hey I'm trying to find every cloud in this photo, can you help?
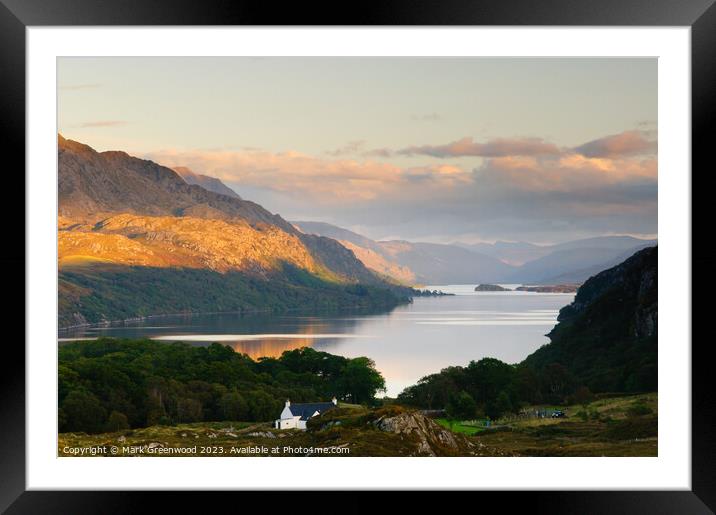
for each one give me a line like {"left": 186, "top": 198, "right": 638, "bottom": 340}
{"left": 345, "top": 150, "right": 657, "bottom": 242}
{"left": 325, "top": 140, "right": 366, "bottom": 156}
{"left": 144, "top": 127, "right": 657, "bottom": 243}
{"left": 398, "top": 137, "right": 561, "bottom": 158}
{"left": 144, "top": 148, "right": 471, "bottom": 203}
{"left": 362, "top": 147, "right": 393, "bottom": 158}
{"left": 73, "top": 120, "right": 128, "bottom": 128}
{"left": 475, "top": 153, "right": 656, "bottom": 193}
{"left": 574, "top": 130, "right": 657, "bottom": 158}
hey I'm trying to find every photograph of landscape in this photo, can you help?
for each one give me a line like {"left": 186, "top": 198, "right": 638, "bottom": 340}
{"left": 57, "top": 57, "right": 657, "bottom": 457}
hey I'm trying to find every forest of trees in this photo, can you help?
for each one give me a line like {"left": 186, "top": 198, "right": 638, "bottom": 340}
{"left": 396, "top": 357, "right": 587, "bottom": 420}
{"left": 59, "top": 264, "right": 413, "bottom": 328}
{"left": 59, "top": 339, "right": 385, "bottom": 434}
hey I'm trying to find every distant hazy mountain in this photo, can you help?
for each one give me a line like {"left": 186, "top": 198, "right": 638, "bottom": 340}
{"left": 172, "top": 166, "right": 242, "bottom": 199}
{"left": 460, "top": 236, "right": 656, "bottom": 268}
{"left": 294, "top": 221, "right": 657, "bottom": 287}
{"left": 293, "top": 221, "right": 382, "bottom": 253}
{"left": 507, "top": 248, "right": 632, "bottom": 284}
{"left": 458, "top": 241, "right": 548, "bottom": 266}
{"left": 294, "top": 221, "right": 515, "bottom": 285}
{"left": 379, "top": 241, "right": 515, "bottom": 285}
{"left": 509, "top": 240, "right": 653, "bottom": 284}
{"left": 549, "top": 236, "right": 657, "bottom": 252}
{"left": 536, "top": 244, "right": 655, "bottom": 285}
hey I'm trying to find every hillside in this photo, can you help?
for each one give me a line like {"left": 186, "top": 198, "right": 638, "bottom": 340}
{"left": 59, "top": 135, "right": 290, "bottom": 230}
{"left": 295, "top": 221, "right": 655, "bottom": 286}
{"left": 523, "top": 246, "right": 657, "bottom": 392}
{"left": 57, "top": 136, "right": 409, "bottom": 327}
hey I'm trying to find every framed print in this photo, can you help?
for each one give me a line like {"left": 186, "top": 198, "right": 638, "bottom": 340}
{"left": 3, "top": 0, "right": 715, "bottom": 511}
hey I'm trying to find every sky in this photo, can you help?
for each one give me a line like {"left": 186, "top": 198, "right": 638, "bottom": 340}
{"left": 58, "top": 57, "right": 657, "bottom": 245}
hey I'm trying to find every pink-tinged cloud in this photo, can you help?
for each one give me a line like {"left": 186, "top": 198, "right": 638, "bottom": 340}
{"left": 476, "top": 154, "right": 657, "bottom": 193}
{"left": 144, "top": 148, "right": 472, "bottom": 202}
{"left": 574, "top": 130, "right": 657, "bottom": 158}
{"left": 398, "top": 137, "right": 561, "bottom": 158}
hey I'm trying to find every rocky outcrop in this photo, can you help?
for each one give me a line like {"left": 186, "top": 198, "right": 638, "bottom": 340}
{"left": 555, "top": 246, "right": 657, "bottom": 336}
{"left": 371, "top": 410, "right": 468, "bottom": 456}
{"left": 523, "top": 246, "right": 657, "bottom": 392}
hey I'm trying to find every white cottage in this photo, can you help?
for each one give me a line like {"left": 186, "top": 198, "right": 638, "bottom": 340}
{"left": 274, "top": 397, "right": 338, "bottom": 430}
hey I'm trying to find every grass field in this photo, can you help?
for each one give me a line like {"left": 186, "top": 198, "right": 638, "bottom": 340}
{"left": 471, "top": 393, "right": 657, "bottom": 457}
{"left": 435, "top": 419, "right": 487, "bottom": 435}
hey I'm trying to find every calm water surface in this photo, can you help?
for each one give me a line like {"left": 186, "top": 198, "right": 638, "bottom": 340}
{"left": 59, "top": 285, "right": 574, "bottom": 396}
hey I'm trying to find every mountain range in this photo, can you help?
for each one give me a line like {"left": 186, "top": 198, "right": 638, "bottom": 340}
{"left": 292, "top": 221, "right": 514, "bottom": 285}
{"left": 57, "top": 135, "right": 410, "bottom": 327}
{"left": 57, "top": 134, "right": 656, "bottom": 327}
{"left": 293, "top": 221, "right": 655, "bottom": 286}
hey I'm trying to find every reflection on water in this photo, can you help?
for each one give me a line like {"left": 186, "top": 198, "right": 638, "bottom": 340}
{"left": 215, "top": 337, "right": 342, "bottom": 360}
{"left": 151, "top": 332, "right": 373, "bottom": 359}
{"left": 59, "top": 285, "right": 574, "bottom": 396}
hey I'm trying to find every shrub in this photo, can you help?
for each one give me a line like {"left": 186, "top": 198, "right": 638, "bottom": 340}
{"left": 106, "top": 411, "right": 130, "bottom": 432}
{"left": 61, "top": 390, "right": 107, "bottom": 433}
{"left": 626, "top": 403, "right": 653, "bottom": 417}
{"left": 446, "top": 391, "right": 477, "bottom": 420}
{"left": 602, "top": 415, "right": 657, "bottom": 440}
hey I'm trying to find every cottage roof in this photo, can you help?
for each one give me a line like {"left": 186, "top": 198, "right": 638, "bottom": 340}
{"left": 287, "top": 402, "right": 336, "bottom": 421}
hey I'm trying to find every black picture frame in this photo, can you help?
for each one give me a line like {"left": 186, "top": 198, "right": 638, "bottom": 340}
{"left": 2, "top": 0, "right": 714, "bottom": 512}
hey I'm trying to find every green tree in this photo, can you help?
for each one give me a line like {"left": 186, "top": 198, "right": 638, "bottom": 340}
{"left": 339, "top": 357, "right": 386, "bottom": 404}
{"left": 219, "top": 391, "right": 249, "bottom": 421}
{"left": 246, "top": 390, "right": 280, "bottom": 421}
{"left": 176, "top": 398, "right": 203, "bottom": 423}
{"left": 465, "top": 358, "right": 515, "bottom": 405}
{"left": 61, "top": 390, "right": 107, "bottom": 433}
{"left": 542, "top": 363, "right": 574, "bottom": 402}
{"left": 105, "top": 411, "right": 130, "bottom": 432}
{"left": 486, "top": 390, "right": 513, "bottom": 420}
{"left": 446, "top": 391, "right": 477, "bottom": 420}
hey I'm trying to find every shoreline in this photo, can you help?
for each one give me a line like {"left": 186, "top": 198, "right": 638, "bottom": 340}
{"left": 57, "top": 300, "right": 412, "bottom": 333}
